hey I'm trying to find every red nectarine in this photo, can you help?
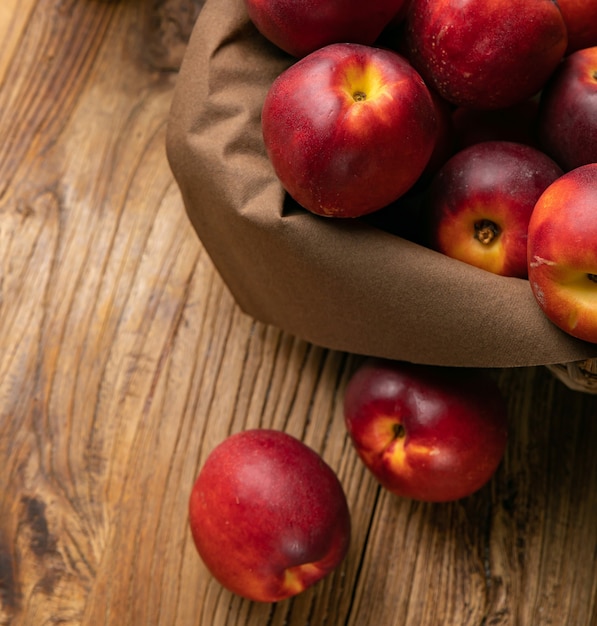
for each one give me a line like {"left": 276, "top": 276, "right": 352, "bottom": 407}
{"left": 528, "top": 164, "right": 597, "bottom": 343}
{"left": 403, "top": 0, "right": 568, "bottom": 109}
{"left": 344, "top": 359, "right": 508, "bottom": 502}
{"left": 188, "top": 429, "right": 351, "bottom": 602}
{"left": 261, "top": 43, "right": 438, "bottom": 218}
{"left": 427, "top": 141, "right": 563, "bottom": 278}
{"left": 537, "top": 46, "right": 597, "bottom": 172}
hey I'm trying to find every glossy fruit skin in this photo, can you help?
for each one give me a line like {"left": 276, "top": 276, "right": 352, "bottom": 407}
{"left": 403, "top": 0, "right": 568, "bottom": 109}
{"left": 344, "top": 359, "right": 508, "bottom": 502}
{"left": 527, "top": 164, "right": 597, "bottom": 343}
{"left": 556, "top": 0, "right": 597, "bottom": 54}
{"left": 427, "top": 141, "right": 563, "bottom": 278}
{"left": 537, "top": 46, "right": 597, "bottom": 172}
{"left": 244, "top": 0, "right": 407, "bottom": 58}
{"left": 188, "top": 429, "right": 351, "bottom": 603}
{"left": 261, "top": 42, "right": 438, "bottom": 218}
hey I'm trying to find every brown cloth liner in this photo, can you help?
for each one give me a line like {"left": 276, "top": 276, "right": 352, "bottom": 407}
{"left": 166, "top": 0, "right": 597, "bottom": 368}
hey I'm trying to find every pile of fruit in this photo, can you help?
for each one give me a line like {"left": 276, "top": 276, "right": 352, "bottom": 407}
{"left": 186, "top": 0, "right": 597, "bottom": 604}
{"left": 257, "top": 0, "right": 597, "bottom": 345}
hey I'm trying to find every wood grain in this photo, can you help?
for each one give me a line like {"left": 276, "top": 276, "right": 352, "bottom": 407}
{"left": 1, "top": 2, "right": 597, "bottom": 625}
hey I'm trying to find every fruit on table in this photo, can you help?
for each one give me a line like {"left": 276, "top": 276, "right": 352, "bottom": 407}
{"left": 261, "top": 42, "right": 438, "bottom": 218}
{"left": 426, "top": 141, "right": 563, "bottom": 278}
{"left": 403, "top": 0, "right": 568, "bottom": 109}
{"left": 344, "top": 358, "right": 509, "bottom": 502}
{"left": 537, "top": 46, "right": 597, "bottom": 172}
{"left": 243, "top": 0, "right": 407, "bottom": 58}
{"left": 527, "top": 163, "right": 597, "bottom": 343}
{"left": 188, "top": 429, "right": 351, "bottom": 603}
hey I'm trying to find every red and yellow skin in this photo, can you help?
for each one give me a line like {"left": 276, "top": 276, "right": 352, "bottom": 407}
{"left": 188, "top": 429, "right": 351, "bottom": 603}
{"left": 527, "top": 164, "right": 597, "bottom": 344}
{"left": 537, "top": 46, "right": 597, "bottom": 172}
{"left": 343, "top": 358, "right": 508, "bottom": 503}
{"left": 404, "top": 0, "right": 568, "bottom": 109}
{"left": 427, "top": 141, "right": 563, "bottom": 278}
{"left": 261, "top": 42, "right": 438, "bottom": 218}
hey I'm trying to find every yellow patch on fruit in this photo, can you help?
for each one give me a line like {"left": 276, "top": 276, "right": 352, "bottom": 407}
{"left": 282, "top": 562, "right": 320, "bottom": 596}
{"left": 445, "top": 212, "right": 509, "bottom": 275}
{"left": 550, "top": 267, "right": 597, "bottom": 297}
{"left": 386, "top": 440, "right": 435, "bottom": 476}
{"left": 567, "top": 307, "right": 580, "bottom": 330}
{"left": 340, "top": 63, "right": 396, "bottom": 130}
{"left": 358, "top": 416, "right": 402, "bottom": 466}
{"left": 550, "top": 270, "right": 597, "bottom": 331}
{"left": 342, "top": 62, "right": 385, "bottom": 104}
{"left": 448, "top": 236, "right": 506, "bottom": 275}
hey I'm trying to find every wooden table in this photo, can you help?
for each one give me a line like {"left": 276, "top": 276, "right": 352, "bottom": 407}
{"left": 2, "top": 2, "right": 597, "bottom": 624}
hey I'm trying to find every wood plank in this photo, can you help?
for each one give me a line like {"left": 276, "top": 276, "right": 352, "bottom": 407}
{"left": 349, "top": 366, "right": 597, "bottom": 625}
{"left": 1, "top": 1, "right": 597, "bottom": 625}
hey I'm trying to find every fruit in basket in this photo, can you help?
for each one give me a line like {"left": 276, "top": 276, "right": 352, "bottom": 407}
{"left": 556, "top": 0, "right": 597, "bottom": 54}
{"left": 536, "top": 46, "right": 597, "bottom": 172}
{"left": 188, "top": 429, "right": 351, "bottom": 603}
{"left": 261, "top": 43, "right": 438, "bottom": 218}
{"left": 243, "top": 0, "right": 407, "bottom": 58}
{"left": 403, "top": 0, "right": 568, "bottom": 109}
{"left": 343, "top": 359, "right": 508, "bottom": 502}
{"left": 427, "top": 141, "right": 563, "bottom": 278}
{"left": 527, "top": 163, "right": 597, "bottom": 343}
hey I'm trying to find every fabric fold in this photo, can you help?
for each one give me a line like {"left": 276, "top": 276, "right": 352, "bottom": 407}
{"left": 166, "top": 0, "right": 597, "bottom": 367}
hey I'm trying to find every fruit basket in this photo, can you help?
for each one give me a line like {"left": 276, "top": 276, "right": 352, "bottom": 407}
{"left": 546, "top": 359, "right": 597, "bottom": 394}
{"left": 165, "top": 0, "right": 597, "bottom": 388}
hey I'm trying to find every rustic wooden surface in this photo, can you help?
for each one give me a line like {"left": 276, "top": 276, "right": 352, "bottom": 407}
{"left": 2, "top": 2, "right": 597, "bottom": 625}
